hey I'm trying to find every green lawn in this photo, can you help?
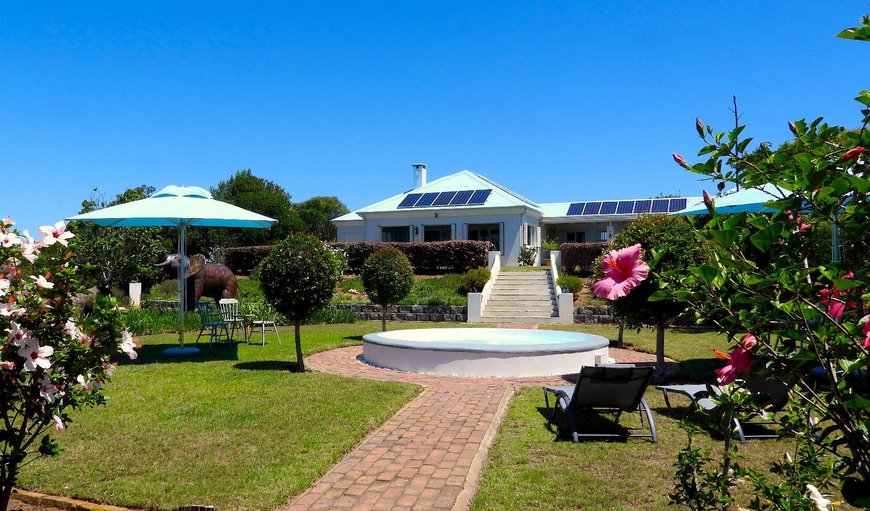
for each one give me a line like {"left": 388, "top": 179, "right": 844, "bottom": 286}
{"left": 334, "top": 273, "right": 467, "bottom": 305}
{"left": 472, "top": 324, "right": 859, "bottom": 510}
{"left": 17, "top": 322, "right": 432, "bottom": 511}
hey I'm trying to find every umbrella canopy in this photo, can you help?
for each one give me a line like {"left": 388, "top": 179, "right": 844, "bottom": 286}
{"left": 676, "top": 184, "right": 788, "bottom": 216}
{"left": 68, "top": 185, "right": 276, "bottom": 356}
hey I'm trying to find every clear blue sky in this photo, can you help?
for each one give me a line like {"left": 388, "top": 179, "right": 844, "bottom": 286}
{"left": 2, "top": 2, "right": 867, "bottom": 231}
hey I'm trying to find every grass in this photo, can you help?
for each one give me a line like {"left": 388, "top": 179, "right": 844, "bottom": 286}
{"left": 333, "top": 274, "right": 467, "bottom": 306}
{"left": 16, "top": 322, "right": 441, "bottom": 511}
{"left": 471, "top": 324, "right": 860, "bottom": 510}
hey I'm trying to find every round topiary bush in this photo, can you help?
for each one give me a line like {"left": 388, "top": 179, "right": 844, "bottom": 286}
{"left": 360, "top": 247, "right": 414, "bottom": 331}
{"left": 459, "top": 267, "right": 491, "bottom": 295}
{"left": 259, "top": 235, "right": 345, "bottom": 370}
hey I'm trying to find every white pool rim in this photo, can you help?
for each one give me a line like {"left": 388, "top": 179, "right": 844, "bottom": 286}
{"left": 361, "top": 328, "right": 610, "bottom": 378}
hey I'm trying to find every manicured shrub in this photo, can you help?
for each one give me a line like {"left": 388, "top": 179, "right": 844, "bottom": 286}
{"left": 556, "top": 274, "right": 583, "bottom": 295}
{"left": 559, "top": 242, "right": 610, "bottom": 276}
{"left": 459, "top": 267, "right": 492, "bottom": 295}
{"left": 360, "top": 248, "right": 414, "bottom": 331}
{"left": 259, "top": 235, "right": 345, "bottom": 371}
{"left": 332, "top": 241, "right": 491, "bottom": 274}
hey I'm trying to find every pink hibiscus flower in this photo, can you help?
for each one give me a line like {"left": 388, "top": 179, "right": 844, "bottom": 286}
{"left": 592, "top": 244, "right": 649, "bottom": 300}
{"left": 714, "top": 334, "right": 755, "bottom": 384}
{"left": 819, "top": 272, "right": 856, "bottom": 319}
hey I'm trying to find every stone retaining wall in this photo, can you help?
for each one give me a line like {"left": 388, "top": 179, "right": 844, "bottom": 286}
{"left": 573, "top": 306, "right": 618, "bottom": 324}
{"left": 329, "top": 304, "right": 467, "bottom": 322}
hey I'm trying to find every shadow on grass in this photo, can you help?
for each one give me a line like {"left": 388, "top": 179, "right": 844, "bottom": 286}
{"left": 535, "top": 406, "right": 633, "bottom": 444}
{"left": 125, "top": 341, "right": 241, "bottom": 365}
{"left": 233, "top": 360, "right": 302, "bottom": 372}
{"left": 673, "top": 358, "right": 722, "bottom": 384}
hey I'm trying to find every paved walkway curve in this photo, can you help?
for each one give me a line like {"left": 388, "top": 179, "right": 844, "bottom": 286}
{"left": 281, "top": 345, "right": 658, "bottom": 511}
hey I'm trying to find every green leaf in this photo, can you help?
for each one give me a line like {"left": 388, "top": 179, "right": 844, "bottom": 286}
{"left": 691, "top": 265, "right": 719, "bottom": 287}
{"left": 710, "top": 230, "right": 738, "bottom": 247}
{"left": 749, "top": 223, "right": 783, "bottom": 253}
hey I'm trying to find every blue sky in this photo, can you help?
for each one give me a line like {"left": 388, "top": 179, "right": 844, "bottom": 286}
{"left": 2, "top": 2, "right": 867, "bottom": 231}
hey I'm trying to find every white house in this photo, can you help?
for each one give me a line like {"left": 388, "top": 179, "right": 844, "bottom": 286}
{"left": 332, "top": 164, "right": 699, "bottom": 266}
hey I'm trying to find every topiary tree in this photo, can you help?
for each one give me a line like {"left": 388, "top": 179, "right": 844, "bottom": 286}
{"left": 259, "top": 235, "right": 344, "bottom": 371}
{"left": 594, "top": 214, "right": 708, "bottom": 377}
{"left": 0, "top": 217, "right": 135, "bottom": 511}
{"left": 360, "top": 247, "right": 414, "bottom": 331}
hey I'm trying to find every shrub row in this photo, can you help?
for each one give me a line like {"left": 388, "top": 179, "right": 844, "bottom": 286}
{"left": 214, "top": 245, "right": 273, "bottom": 276}
{"left": 333, "top": 241, "right": 491, "bottom": 274}
{"left": 559, "top": 242, "right": 611, "bottom": 276}
{"left": 217, "top": 240, "right": 492, "bottom": 276}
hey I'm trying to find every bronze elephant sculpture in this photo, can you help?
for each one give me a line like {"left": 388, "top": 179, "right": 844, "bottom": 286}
{"left": 155, "top": 254, "right": 238, "bottom": 311}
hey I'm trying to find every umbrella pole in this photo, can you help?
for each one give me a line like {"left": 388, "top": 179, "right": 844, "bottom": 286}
{"left": 178, "top": 225, "right": 186, "bottom": 348}
{"left": 832, "top": 222, "right": 842, "bottom": 263}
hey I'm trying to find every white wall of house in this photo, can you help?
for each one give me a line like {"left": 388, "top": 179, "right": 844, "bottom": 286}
{"left": 336, "top": 222, "right": 366, "bottom": 242}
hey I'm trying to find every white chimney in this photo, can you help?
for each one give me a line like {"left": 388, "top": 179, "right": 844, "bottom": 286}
{"left": 412, "top": 163, "right": 427, "bottom": 189}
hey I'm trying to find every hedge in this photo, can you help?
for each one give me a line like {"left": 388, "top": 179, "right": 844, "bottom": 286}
{"left": 216, "top": 240, "right": 492, "bottom": 276}
{"left": 559, "top": 242, "right": 610, "bottom": 276}
{"left": 214, "top": 245, "right": 274, "bottom": 276}
{"left": 333, "top": 241, "right": 492, "bottom": 275}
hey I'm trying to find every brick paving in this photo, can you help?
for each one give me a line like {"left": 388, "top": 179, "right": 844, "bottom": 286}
{"left": 282, "top": 344, "right": 660, "bottom": 511}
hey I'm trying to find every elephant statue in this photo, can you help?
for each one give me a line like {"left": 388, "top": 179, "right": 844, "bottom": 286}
{"left": 154, "top": 254, "right": 238, "bottom": 311}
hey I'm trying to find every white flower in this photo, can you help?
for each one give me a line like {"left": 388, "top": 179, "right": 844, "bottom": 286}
{"left": 76, "top": 374, "right": 98, "bottom": 392}
{"left": 806, "top": 484, "right": 833, "bottom": 511}
{"left": 52, "top": 414, "right": 65, "bottom": 432}
{"left": 119, "top": 329, "right": 138, "bottom": 360}
{"left": 0, "top": 279, "right": 9, "bottom": 297}
{"left": 0, "top": 231, "right": 20, "bottom": 248}
{"left": 16, "top": 338, "right": 53, "bottom": 371}
{"left": 6, "top": 322, "right": 29, "bottom": 347}
{"left": 19, "top": 230, "right": 40, "bottom": 264}
{"left": 40, "top": 374, "right": 59, "bottom": 403}
{"left": 1, "top": 217, "right": 15, "bottom": 228}
{"left": 0, "top": 304, "right": 26, "bottom": 318}
{"left": 38, "top": 221, "right": 74, "bottom": 247}
{"left": 103, "top": 362, "right": 117, "bottom": 378}
{"left": 30, "top": 275, "right": 54, "bottom": 289}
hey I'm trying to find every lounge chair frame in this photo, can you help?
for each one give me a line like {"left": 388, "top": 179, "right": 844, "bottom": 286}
{"left": 543, "top": 364, "right": 658, "bottom": 443}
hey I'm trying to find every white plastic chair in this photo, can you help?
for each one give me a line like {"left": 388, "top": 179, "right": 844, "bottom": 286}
{"left": 218, "top": 298, "right": 245, "bottom": 341}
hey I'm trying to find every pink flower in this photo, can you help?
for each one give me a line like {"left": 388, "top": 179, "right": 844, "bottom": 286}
{"left": 0, "top": 361, "right": 14, "bottom": 371}
{"left": 0, "top": 303, "right": 26, "bottom": 318}
{"left": 38, "top": 221, "right": 74, "bottom": 247}
{"left": 0, "top": 232, "right": 19, "bottom": 248}
{"left": 40, "top": 374, "right": 59, "bottom": 403}
{"left": 1, "top": 217, "right": 15, "bottom": 228}
{"left": 52, "top": 414, "right": 65, "bottom": 432}
{"left": 819, "top": 273, "right": 856, "bottom": 319}
{"left": 714, "top": 344, "right": 752, "bottom": 384}
{"left": 16, "top": 338, "right": 53, "bottom": 372}
{"left": 673, "top": 153, "right": 688, "bottom": 168}
{"left": 76, "top": 374, "right": 98, "bottom": 392}
{"left": 593, "top": 244, "right": 650, "bottom": 300}
{"left": 842, "top": 146, "right": 865, "bottom": 161}
{"left": 860, "top": 316, "right": 870, "bottom": 349}
{"left": 7, "top": 321, "right": 29, "bottom": 346}
{"left": 103, "top": 362, "right": 117, "bottom": 378}
{"left": 788, "top": 121, "right": 799, "bottom": 136}
{"left": 696, "top": 118, "right": 704, "bottom": 137}
{"left": 740, "top": 334, "right": 757, "bottom": 350}
{"left": 786, "top": 212, "right": 810, "bottom": 233}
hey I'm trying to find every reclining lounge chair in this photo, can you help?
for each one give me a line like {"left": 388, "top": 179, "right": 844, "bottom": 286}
{"left": 543, "top": 364, "right": 658, "bottom": 443}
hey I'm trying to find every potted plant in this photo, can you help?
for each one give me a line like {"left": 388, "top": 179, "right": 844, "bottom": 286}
{"left": 542, "top": 238, "right": 559, "bottom": 265}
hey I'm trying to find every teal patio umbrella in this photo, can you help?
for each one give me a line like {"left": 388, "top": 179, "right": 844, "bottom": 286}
{"left": 67, "top": 185, "right": 276, "bottom": 356}
{"left": 675, "top": 184, "right": 842, "bottom": 262}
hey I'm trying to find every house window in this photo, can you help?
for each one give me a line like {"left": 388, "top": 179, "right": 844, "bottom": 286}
{"left": 598, "top": 230, "right": 610, "bottom": 241}
{"left": 423, "top": 225, "right": 452, "bottom": 242}
{"left": 566, "top": 232, "right": 586, "bottom": 243}
{"left": 381, "top": 226, "right": 411, "bottom": 242}
{"left": 468, "top": 223, "right": 501, "bottom": 252}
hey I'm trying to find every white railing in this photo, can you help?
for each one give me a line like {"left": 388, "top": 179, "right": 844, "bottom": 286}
{"left": 548, "top": 250, "right": 574, "bottom": 324}
{"left": 467, "top": 251, "right": 501, "bottom": 323}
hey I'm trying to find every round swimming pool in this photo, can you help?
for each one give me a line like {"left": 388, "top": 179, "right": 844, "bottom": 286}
{"left": 361, "top": 328, "right": 610, "bottom": 378}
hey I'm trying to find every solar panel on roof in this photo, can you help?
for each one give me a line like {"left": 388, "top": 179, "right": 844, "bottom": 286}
{"left": 397, "top": 193, "right": 423, "bottom": 208}
{"left": 600, "top": 201, "right": 618, "bottom": 214}
{"left": 634, "top": 200, "right": 652, "bottom": 213}
{"left": 582, "top": 202, "right": 602, "bottom": 215}
{"left": 567, "top": 202, "right": 584, "bottom": 215}
{"left": 432, "top": 191, "right": 456, "bottom": 206}
{"left": 651, "top": 199, "right": 670, "bottom": 213}
{"left": 468, "top": 189, "right": 492, "bottom": 205}
{"left": 450, "top": 190, "right": 474, "bottom": 206}
{"left": 669, "top": 198, "right": 688, "bottom": 212}
{"left": 616, "top": 201, "right": 635, "bottom": 214}
{"left": 415, "top": 192, "right": 439, "bottom": 207}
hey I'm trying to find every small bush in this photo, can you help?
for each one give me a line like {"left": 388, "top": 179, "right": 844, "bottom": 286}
{"left": 518, "top": 245, "right": 537, "bottom": 266}
{"left": 215, "top": 245, "right": 274, "bottom": 276}
{"left": 361, "top": 247, "right": 415, "bottom": 331}
{"left": 556, "top": 275, "right": 583, "bottom": 294}
{"left": 143, "top": 279, "right": 179, "bottom": 300}
{"left": 560, "top": 242, "right": 611, "bottom": 276}
{"left": 459, "top": 267, "right": 491, "bottom": 295}
{"left": 305, "top": 307, "right": 359, "bottom": 325}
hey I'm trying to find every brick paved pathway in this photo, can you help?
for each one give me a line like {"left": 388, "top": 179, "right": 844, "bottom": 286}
{"left": 282, "top": 345, "right": 660, "bottom": 511}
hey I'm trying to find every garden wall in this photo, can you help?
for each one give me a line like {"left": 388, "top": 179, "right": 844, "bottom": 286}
{"left": 329, "top": 304, "right": 467, "bottom": 322}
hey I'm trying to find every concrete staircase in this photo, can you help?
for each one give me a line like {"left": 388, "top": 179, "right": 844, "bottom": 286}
{"left": 482, "top": 269, "right": 560, "bottom": 324}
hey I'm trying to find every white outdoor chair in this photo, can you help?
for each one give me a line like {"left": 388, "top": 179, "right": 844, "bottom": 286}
{"left": 218, "top": 298, "right": 245, "bottom": 341}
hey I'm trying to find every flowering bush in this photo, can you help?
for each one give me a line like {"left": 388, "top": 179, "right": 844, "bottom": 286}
{"left": 0, "top": 218, "right": 135, "bottom": 511}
